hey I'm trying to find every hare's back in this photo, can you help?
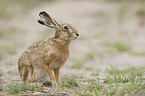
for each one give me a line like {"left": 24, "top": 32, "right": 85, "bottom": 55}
{"left": 19, "top": 39, "right": 52, "bottom": 65}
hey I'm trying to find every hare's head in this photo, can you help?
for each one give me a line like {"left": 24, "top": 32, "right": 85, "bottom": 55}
{"left": 38, "top": 11, "right": 79, "bottom": 42}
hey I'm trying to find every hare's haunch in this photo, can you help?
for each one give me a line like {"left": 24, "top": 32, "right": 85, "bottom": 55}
{"left": 18, "top": 11, "right": 79, "bottom": 87}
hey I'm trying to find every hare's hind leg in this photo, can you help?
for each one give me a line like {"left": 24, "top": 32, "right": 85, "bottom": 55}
{"left": 21, "top": 66, "right": 29, "bottom": 85}
{"left": 21, "top": 66, "right": 33, "bottom": 85}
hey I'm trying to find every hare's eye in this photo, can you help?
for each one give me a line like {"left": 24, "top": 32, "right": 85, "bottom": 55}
{"left": 64, "top": 26, "right": 69, "bottom": 30}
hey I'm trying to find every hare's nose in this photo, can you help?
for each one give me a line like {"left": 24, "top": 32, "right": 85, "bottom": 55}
{"left": 76, "top": 34, "right": 79, "bottom": 37}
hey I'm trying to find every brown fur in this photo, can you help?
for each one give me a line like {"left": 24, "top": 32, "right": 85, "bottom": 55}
{"left": 18, "top": 11, "right": 79, "bottom": 87}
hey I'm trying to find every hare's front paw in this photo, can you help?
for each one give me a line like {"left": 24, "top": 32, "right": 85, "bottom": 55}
{"left": 51, "top": 81, "right": 58, "bottom": 87}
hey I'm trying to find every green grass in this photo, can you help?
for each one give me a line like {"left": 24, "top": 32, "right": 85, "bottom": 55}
{"left": 0, "top": 71, "right": 3, "bottom": 77}
{"left": 113, "top": 41, "right": 130, "bottom": 52}
{"left": 105, "top": 41, "right": 131, "bottom": 53}
{"left": 104, "top": 65, "right": 145, "bottom": 83}
{"left": 131, "top": 51, "right": 145, "bottom": 56}
{"left": 3, "top": 83, "right": 44, "bottom": 94}
{"left": 136, "top": 9, "right": 145, "bottom": 17}
{"left": 106, "top": 65, "right": 145, "bottom": 76}
{"left": 59, "top": 66, "right": 145, "bottom": 96}
{"left": 59, "top": 75, "right": 79, "bottom": 89}
{"left": 91, "top": 72, "right": 99, "bottom": 76}
{"left": 121, "top": 83, "right": 145, "bottom": 93}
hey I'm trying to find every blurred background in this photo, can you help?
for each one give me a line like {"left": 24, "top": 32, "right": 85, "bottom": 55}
{"left": 0, "top": 0, "right": 145, "bottom": 79}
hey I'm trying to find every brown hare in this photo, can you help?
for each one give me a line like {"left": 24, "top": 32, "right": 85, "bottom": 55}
{"left": 18, "top": 11, "right": 79, "bottom": 87}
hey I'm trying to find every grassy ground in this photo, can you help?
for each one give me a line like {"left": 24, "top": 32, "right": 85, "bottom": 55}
{"left": 0, "top": 0, "right": 145, "bottom": 96}
{"left": 1, "top": 66, "right": 145, "bottom": 96}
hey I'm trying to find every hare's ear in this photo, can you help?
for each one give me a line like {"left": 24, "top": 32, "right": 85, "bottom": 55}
{"left": 38, "top": 11, "right": 59, "bottom": 29}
